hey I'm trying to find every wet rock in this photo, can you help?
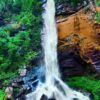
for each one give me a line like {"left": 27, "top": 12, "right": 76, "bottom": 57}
{"left": 41, "top": 0, "right": 47, "bottom": 4}
{"left": 9, "top": 66, "right": 45, "bottom": 99}
{"left": 58, "top": 50, "right": 87, "bottom": 76}
{"left": 17, "top": 95, "right": 26, "bottom": 100}
{"left": 19, "top": 68, "right": 27, "bottom": 77}
{"left": 90, "top": 50, "right": 100, "bottom": 73}
{"left": 40, "top": 95, "right": 56, "bottom": 100}
{"left": 72, "top": 98, "right": 79, "bottom": 100}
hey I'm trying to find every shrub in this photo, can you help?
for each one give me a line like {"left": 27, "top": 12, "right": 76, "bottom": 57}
{"left": 95, "top": 12, "right": 100, "bottom": 23}
{"left": 0, "top": 0, "right": 43, "bottom": 72}
{"left": 67, "top": 76, "right": 100, "bottom": 100}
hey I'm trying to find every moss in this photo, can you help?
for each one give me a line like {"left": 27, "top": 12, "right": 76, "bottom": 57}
{"left": 66, "top": 76, "right": 100, "bottom": 100}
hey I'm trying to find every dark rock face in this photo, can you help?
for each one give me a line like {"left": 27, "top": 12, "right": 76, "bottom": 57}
{"left": 58, "top": 50, "right": 87, "bottom": 76}
{"left": 40, "top": 95, "right": 48, "bottom": 100}
{"left": 42, "top": 0, "right": 91, "bottom": 16}
{"left": 55, "top": 0, "right": 89, "bottom": 16}
{"left": 90, "top": 50, "right": 100, "bottom": 73}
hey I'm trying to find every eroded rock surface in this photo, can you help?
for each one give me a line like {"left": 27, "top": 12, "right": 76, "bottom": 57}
{"left": 57, "top": 3, "right": 100, "bottom": 75}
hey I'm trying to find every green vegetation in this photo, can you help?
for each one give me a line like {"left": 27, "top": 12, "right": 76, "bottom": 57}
{"left": 0, "top": 90, "right": 4, "bottom": 100}
{"left": 0, "top": 28, "right": 38, "bottom": 71}
{"left": 0, "top": 72, "right": 17, "bottom": 80}
{"left": 67, "top": 76, "right": 100, "bottom": 100}
{"left": 0, "top": 1, "right": 43, "bottom": 97}
{"left": 55, "top": 0, "right": 81, "bottom": 5}
{"left": 70, "top": 0, "right": 79, "bottom": 6}
{"left": 96, "top": 1, "right": 100, "bottom": 7}
{"left": 0, "top": 0, "right": 100, "bottom": 100}
{"left": 95, "top": 0, "right": 100, "bottom": 23}
{"left": 0, "top": 72, "right": 17, "bottom": 100}
{"left": 96, "top": 12, "right": 100, "bottom": 23}
{"left": 0, "top": 0, "right": 42, "bottom": 73}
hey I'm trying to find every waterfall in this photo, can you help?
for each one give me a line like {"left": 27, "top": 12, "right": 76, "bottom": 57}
{"left": 26, "top": 0, "right": 90, "bottom": 100}
{"left": 42, "top": 0, "right": 60, "bottom": 83}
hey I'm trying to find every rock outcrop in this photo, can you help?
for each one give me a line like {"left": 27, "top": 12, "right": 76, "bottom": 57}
{"left": 57, "top": 2, "right": 100, "bottom": 75}
{"left": 55, "top": 0, "right": 89, "bottom": 16}
{"left": 58, "top": 49, "right": 87, "bottom": 76}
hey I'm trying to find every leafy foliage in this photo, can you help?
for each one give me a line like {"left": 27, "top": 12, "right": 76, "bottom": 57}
{"left": 0, "top": 0, "right": 43, "bottom": 72}
{"left": 96, "top": 1, "right": 100, "bottom": 6}
{"left": 55, "top": 0, "right": 81, "bottom": 5}
{"left": 96, "top": 12, "right": 100, "bottom": 23}
{"left": 67, "top": 76, "right": 100, "bottom": 100}
{"left": 0, "top": 0, "right": 33, "bottom": 11}
{"left": 0, "top": 28, "right": 38, "bottom": 71}
{"left": 0, "top": 90, "right": 4, "bottom": 100}
{"left": 0, "top": 72, "right": 18, "bottom": 99}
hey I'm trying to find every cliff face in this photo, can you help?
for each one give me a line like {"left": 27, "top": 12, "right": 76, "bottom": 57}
{"left": 55, "top": 0, "right": 89, "bottom": 16}
{"left": 57, "top": 5, "right": 100, "bottom": 75}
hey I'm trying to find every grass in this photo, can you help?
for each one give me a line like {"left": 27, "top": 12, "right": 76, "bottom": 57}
{"left": 0, "top": 90, "right": 4, "bottom": 100}
{"left": 67, "top": 76, "right": 100, "bottom": 100}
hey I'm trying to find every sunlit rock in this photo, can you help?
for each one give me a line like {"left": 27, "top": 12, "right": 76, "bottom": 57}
{"left": 57, "top": 3, "right": 100, "bottom": 74}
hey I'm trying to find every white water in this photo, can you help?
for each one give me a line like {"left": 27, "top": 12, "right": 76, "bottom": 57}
{"left": 42, "top": 0, "right": 60, "bottom": 83}
{"left": 26, "top": 0, "right": 90, "bottom": 100}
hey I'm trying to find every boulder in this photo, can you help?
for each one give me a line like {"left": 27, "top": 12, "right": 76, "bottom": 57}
{"left": 9, "top": 66, "right": 45, "bottom": 99}
{"left": 40, "top": 95, "right": 56, "bottom": 100}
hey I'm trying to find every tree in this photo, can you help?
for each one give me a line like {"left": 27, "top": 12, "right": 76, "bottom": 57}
{"left": 0, "top": 0, "right": 43, "bottom": 72}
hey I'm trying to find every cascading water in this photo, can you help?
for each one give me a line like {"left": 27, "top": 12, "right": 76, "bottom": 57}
{"left": 26, "top": 0, "right": 90, "bottom": 100}
{"left": 42, "top": 0, "right": 60, "bottom": 83}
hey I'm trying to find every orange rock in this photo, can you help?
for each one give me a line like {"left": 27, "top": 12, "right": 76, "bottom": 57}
{"left": 57, "top": 8, "right": 100, "bottom": 67}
